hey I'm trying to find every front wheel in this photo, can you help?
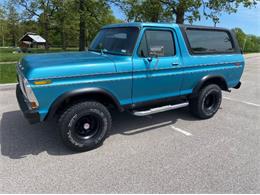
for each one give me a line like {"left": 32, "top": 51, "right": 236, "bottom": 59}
{"left": 58, "top": 101, "right": 112, "bottom": 152}
{"left": 189, "top": 84, "right": 222, "bottom": 119}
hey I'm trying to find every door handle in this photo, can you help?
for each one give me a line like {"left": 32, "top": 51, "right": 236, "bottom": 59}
{"left": 171, "top": 63, "right": 179, "bottom": 66}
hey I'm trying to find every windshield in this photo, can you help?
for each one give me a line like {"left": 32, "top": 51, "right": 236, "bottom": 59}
{"left": 89, "top": 27, "right": 139, "bottom": 56}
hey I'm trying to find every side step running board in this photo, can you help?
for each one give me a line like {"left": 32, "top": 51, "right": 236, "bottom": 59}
{"left": 132, "top": 102, "right": 189, "bottom": 116}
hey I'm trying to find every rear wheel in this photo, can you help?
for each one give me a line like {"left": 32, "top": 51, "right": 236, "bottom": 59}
{"left": 189, "top": 84, "right": 222, "bottom": 119}
{"left": 58, "top": 101, "right": 112, "bottom": 152}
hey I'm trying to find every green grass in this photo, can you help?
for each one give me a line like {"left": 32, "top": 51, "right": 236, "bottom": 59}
{"left": 0, "top": 47, "right": 78, "bottom": 62}
{"left": 0, "top": 63, "right": 17, "bottom": 84}
{"left": 0, "top": 52, "right": 25, "bottom": 62}
{"left": 0, "top": 47, "right": 78, "bottom": 83}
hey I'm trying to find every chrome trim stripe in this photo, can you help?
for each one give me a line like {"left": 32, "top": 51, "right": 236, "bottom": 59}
{"left": 31, "top": 66, "right": 240, "bottom": 88}
{"left": 31, "top": 61, "right": 243, "bottom": 81}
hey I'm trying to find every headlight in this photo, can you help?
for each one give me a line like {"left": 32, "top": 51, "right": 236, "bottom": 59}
{"left": 23, "top": 78, "right": 39, "bottom": 109}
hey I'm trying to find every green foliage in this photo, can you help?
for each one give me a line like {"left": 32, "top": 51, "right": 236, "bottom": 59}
{"left": 0, "top": 0, "right": 259, "bottom": 53}
{"left": 6, "top": 0, "right": 20, "bottom": 46}
{"left": 116, "top": 0, "right": 259, "bottom": 25}
{"left": 233, "top": 28, "right": 260, "bottom": 53}
{"left": 0, "top": 52, "right": 25, "bottom": 62}
{"left": 0, "top": 0, "right": 121, "bottom": 49}
{"left": 117, "top": 0, "right": 173, "bottom": 22}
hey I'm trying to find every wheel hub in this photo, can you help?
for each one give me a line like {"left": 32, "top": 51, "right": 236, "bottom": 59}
{"left": 83, "top": 123, "right": 90, "bottom": 130}
{"left": 73, "top": 114, "right": 101, "bottom": 140}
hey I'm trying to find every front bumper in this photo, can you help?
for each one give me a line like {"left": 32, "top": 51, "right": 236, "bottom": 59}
{"left": 16, "top": 84, "right": 40, "bottom": 124}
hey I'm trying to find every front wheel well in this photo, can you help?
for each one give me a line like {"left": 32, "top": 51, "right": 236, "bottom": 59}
{"left": 45, "top": 90, "right": 123, "bottom": 121}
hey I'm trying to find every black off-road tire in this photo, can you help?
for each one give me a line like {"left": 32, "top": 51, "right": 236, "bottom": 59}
{"left": 58, "top": 101, "right": 112, "bottom": 152}
{"left": 189, "top": 84, "right": 222, "bottom": 119}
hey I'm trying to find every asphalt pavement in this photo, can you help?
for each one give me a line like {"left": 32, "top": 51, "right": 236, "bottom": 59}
{"left": 0, "top": 53, "right": 259, "bottom": 193}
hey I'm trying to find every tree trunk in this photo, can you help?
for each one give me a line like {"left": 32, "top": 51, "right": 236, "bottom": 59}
{"left": 79, "top": 0, "right": 86, "bottom": 51}
{"left": 11, "top": 27, "right": 16, "bottom": 47}
{"left": 176, "top": 6, "right": 185, "bottom": 24}
{"left": 151, "top": 13, "right": 159, "bottom": 22}
{"left": 44, "top": 22, "right": 49, "bottom": 50}
{"left": 60, "top": 18, "right": 66, "bottom": 50}
{"left": 43, "top": 11, "right": 49, "bottom": 51}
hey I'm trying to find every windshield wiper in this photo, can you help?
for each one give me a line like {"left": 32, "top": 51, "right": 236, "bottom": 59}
{"left": 89, "top": 48, "right": 129, "bottom": 56}
{"left": 88, "top": 48, "right": 101, "bottom": 52}
{"left": 101, "top": 50, "right": 129, "bottom": 56}
{"left": 89, "top": 48, "right": 108, "bottom": 55}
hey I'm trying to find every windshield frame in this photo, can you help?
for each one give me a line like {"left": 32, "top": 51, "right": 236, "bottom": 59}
{"left": 89, "top": 27, "right": 140, "bottom": 56}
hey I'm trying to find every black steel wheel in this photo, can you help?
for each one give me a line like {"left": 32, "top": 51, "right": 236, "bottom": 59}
{"left": 189, "top": 84, "right": 222, "bottom": 119}
{"left": 58, "top": 101, "right": 112, "bottom": 152}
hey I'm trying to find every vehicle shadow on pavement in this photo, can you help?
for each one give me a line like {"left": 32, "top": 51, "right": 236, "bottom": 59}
{"left": 1, "top": 108, "right": 197, "bottom": 159}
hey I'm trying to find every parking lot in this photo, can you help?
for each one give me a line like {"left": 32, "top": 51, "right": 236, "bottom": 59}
{"left": 0, "top": 53, "right": 259, "bottom": 193}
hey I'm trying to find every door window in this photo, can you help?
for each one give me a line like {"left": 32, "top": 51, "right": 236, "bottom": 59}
{"left": 138, "top": 30, "right": 175, "bottom": 57}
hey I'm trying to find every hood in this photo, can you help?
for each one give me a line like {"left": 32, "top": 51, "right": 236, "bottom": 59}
{"left": 19, "top": 51, "right": 116, "bottom": 80}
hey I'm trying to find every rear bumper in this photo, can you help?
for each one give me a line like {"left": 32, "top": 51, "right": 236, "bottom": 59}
{"left": 16, "top": 84, "right": 40, "bottom": 124}
{"left": 233, "top": 81, "right": 241, "bottom": 89}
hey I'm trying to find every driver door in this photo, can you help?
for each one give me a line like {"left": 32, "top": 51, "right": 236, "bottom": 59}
{"left": 132, "top": 28, "right": 183, "bottom": 104}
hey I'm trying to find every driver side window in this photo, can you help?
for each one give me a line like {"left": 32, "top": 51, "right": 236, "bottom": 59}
{"left": 138, "top": 30, "right": 175, "bottom": 57}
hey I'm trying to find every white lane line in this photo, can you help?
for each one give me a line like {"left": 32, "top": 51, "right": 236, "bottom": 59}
{"left": 171, "top": 125, "right": 192, "bottom": 136}
{"left": 123, "top": 121, "right": 173, "bottom": 135}
{"left": 223, "top": 97, "right": 260, "bottom": 107}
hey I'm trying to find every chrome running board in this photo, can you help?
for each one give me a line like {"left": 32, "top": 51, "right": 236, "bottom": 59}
{"left": 132, "top": 102, "right": 189, "bottom": 116}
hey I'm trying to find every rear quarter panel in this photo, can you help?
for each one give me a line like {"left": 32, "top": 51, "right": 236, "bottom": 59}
{"left": 176, "top": 26, "right": 244, "bottom": 95}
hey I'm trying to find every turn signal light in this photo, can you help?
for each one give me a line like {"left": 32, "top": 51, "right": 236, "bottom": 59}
{"left": 34, "top": 80, "right": 52, "bottom": 85}
{"left": 30, "top": 102, "right": 38, "bottom": 109}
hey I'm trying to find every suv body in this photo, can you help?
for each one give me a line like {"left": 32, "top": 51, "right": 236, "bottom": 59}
{"left": 16, "top": 23, "right": 244, "bottom": 151}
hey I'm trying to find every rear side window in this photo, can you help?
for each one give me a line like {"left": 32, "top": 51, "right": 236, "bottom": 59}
{"left": 138, "top": 30, "right": 175, "bottom": 57}
{"left": 186, "top": 29, "right": 234, "bottom": 54}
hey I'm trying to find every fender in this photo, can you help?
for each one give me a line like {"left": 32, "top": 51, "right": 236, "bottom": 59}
{"left": 192, "top": 75, "right": 229, "bottom": 97}
{"left": 45, "top": 87, "right": 123, "bottom": 120}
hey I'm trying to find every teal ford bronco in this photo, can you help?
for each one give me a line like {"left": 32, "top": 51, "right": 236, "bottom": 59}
{"left": 16, "top": 23, "right": 244, "bottom": 151}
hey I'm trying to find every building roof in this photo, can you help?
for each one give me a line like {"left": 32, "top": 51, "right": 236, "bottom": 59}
{"left": 27, "top": 34, "right": 46, "bottom": 43}
{"left": 19, "top": 32, "right": 46, "bottom": 43}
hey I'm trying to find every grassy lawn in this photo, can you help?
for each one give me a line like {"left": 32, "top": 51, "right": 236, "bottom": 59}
{"left": 0, "top": 52, "right": 25, "bottom": 62}
{"left": 0, "top": 63, "right": 17, "bottom": 84}
{"left": 0, "top": 47, "right": 78, "bottom": 62}
{"left": 0, "top": 47, "right": 78, "bottom": 83}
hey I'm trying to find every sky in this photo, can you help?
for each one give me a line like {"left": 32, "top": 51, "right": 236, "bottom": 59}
{"left": 111, "top": 3, "right": 260, "bottom": 36}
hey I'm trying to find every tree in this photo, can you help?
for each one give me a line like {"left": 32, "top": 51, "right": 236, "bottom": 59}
{"left": 115, "top": 0, "right": 259, "bottom": 24}
{"left": 233, "top": 28, "right": 246, "bottom": 50}
{"left": 78, "top": 0, "right": 86, "bottom": 51}
{"left": 113, "top": 0, "right": 173, "bottom": 22}
{"left": 16, "top": 0, "right": 58, "bottom": 49}
{"left": 52, "top": 0, "right": 74, "bottom": 50}
{"left": 6, "top": 0, "right": 20, "bottom": 47}
{"left": 0, "top": 4, "right": 7, "bottom": 46}
{"left": 160, "top": 0, "right": 201, "bottom": 24}
{"left": 233, "top": 28, "right": 260, "bottom": 53}
{"left": 76, "top": 0, "right": 119, "bottom": 51}
{"left": 111, "top": 0, "right": 166, "bottom": 22}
